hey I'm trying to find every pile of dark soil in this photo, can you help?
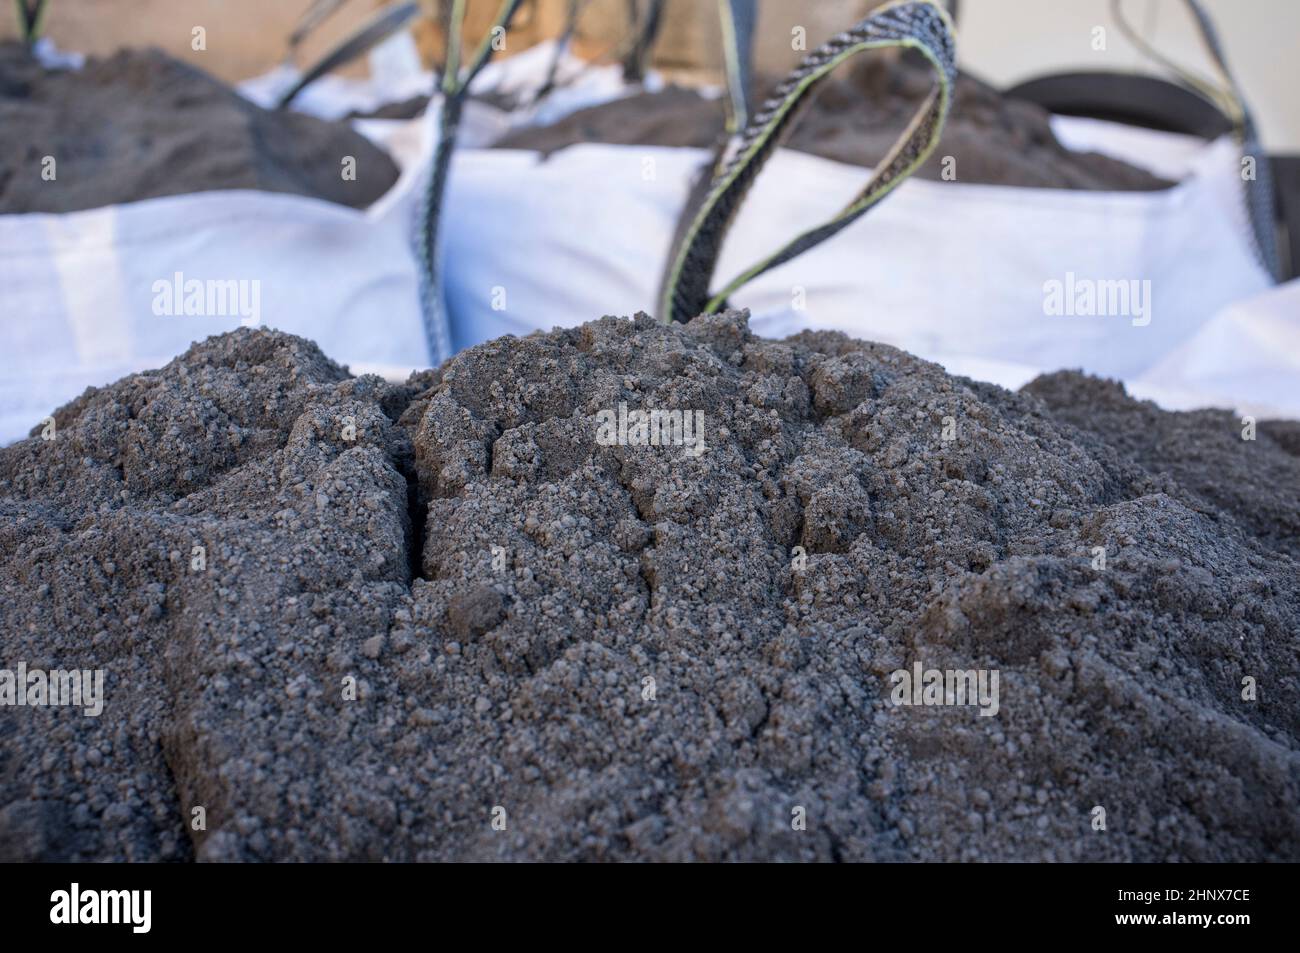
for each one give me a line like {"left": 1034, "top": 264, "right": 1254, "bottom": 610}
{"left": 495, "top": 55, "right": 1171, "bottom": 191}
{"left": 1, "top": 314, "right": 1296, "bottom": 861}
{"left": 0, "top": 44, "right": 399, "bottom": 214}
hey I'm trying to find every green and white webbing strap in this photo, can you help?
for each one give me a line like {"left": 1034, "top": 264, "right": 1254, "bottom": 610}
{"left": 416, "top": 0, "right": 525, "bottom": 365}
{"left": 535, "top": 0, "right": 588, "bottom": 103}
{"left": 14, "top": 0, "right": 48, "bottom": 44}
{"left": 287, "top": 0, "right": 351, "bottom": 53}
{"left": 621, "top": 0, "right": 666, "bottom": 83}
{"left": 658, "top": 0, "right": 957, "bottom": 325}
{"left": 718, "top": 0, "right": 757, "bottom": 135}
{"left": 1111, "top": 0, "right": 1280, "bottom": 282}
{"left": 277, "top": 2, "right": 420, "bottom": 109}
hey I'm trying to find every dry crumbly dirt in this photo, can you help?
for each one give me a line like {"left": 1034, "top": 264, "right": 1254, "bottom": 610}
{"left": 495, "top": 54, "right": 1172, "bottom": 192}
{"left": 1, "top": 313, "right": 1297, "bottom": 861}
{"left": 0, "top": 44, "right": 399, "bottom": 214}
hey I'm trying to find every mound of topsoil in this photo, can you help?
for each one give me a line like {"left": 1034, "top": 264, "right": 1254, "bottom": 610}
{"left": 0, "top": 43, "right": 399, "bottom": 214}
{"left": 495, "top": 54, "right": 1171, "bottom": 191}
{"left": 1, "top": 314, "right": 1296, "bottom": 861}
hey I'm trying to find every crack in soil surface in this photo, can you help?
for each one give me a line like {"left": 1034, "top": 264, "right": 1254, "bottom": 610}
{"left": 1, "top": 313, "right": 1298, "bottom": 861}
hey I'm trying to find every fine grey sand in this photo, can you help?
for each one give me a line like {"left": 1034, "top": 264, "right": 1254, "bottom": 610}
{"left": 495, "top": 55, "right": 1171, "bottom": 192}
{"left": 0, "top": 44, "right": 399, "bottom": 214}
{"left": 1, "top": 314, "right": 1296, "bottom": 861}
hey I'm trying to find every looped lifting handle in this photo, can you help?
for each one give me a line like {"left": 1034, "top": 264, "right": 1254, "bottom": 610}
{"left": 658, "top": 0, "right": 958, "bottom": 325}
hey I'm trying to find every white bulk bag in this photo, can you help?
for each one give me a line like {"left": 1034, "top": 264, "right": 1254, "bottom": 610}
{"left": 0, "top": 157, "right": 433, "bottom": 444}
{"left": 441, "top": 118, "right": 1292, "bottom": 415}
{"left": 0, "top": 42, "right": 647, "bottom": 444}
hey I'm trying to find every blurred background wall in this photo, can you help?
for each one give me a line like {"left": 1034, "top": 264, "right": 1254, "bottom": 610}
{"left": 957, "top": 0, "right": 1300, "bottom": 151}
{"left": 3, "top": 0, "right": 1296, "bottom": 149}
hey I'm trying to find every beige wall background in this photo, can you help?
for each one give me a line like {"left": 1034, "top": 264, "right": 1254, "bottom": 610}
{"left": 3, "top": 0, "right": 1295, "bottom": 149}
{"left": 0, "top": 0, "right": 377, "bottom": 80}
